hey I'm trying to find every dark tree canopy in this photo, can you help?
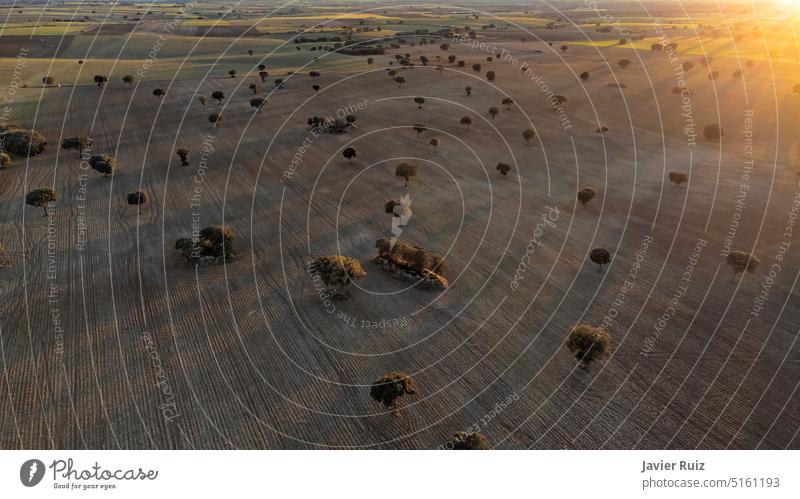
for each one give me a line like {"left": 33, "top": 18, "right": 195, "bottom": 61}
{"left": 566, "top": 324, "right": 612, "bottom": 369}
{"left": 122, "top": 74, "right": 135, "bottom": 86}
{"left": 310, "top": 255, "right": 365, "bottom": 291}
{"left": 126, "top": 191, "right": 149, "bottom": 212}
{"left": 89, "top": 154, "right": 117, "bottom": 177}
{"left": 1, "top": 127, "right": 47, "bottom": 156}
{"left": 446, "top": 431, "right": 491, "bottom": 450}
{"left": 395, "top": 162, "right": 419, "bottom": 186}
{"left": 369, "top": 371, "right": 417, "bottom": 410}
{"left": 577, "top": 187, "right": 596, "bottom": 206}
{"left": 211, "top": 90, "right": 225, "bottom": 103}
{"left": 176, "top": 225, "right": 237, "bottom": 264}
{"left": 342, "top": 147, "right": 357, "bottom": 161}
{"left": 703, "top": 123, "right": 724, "bottom": 140}
{"left": 618, "top": 58, "right": 631, "bottom": 69}
{"left": 26, "top": 188, "right": 57, "bottom": 216}
{"left": 209, "top": 113, "right": 223, "bottom": 128}
{"left": 61, "top": 136, "right": 92, "bottom": 155}
{"left": 496, "top": 162, "right": 511, "bottom": 177}
{"left": 669, "top": 171, "right": 688, "bottom": 186}
{"left": 522, "top": 128, "right": 535, "bottom": 143}
{"left": 727, "top": 251, "right": 759, "bottom": 279}
{"left": 589, "top": 248, "right": 612, "bottom": 271}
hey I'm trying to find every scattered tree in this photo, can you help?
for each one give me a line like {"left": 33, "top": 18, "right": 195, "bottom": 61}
{"left": 488, "top": 106, "right": 499, "bottom": 120}
{"left": 0, "top": 127, "right": 47, "bottom": 156}
{"left": 126, "top": 191, "right": 149, "bottom": 214}
{"left": 668, "top": 171, "right": 688, "bottom": 186}
{"left": 414, "top": 96, "right": 425, "bottom": 109}
{"left": 0, "top": 152, "right": 10, "bottom": 168}
{"left": 618, "top": 58, "right": 631, "bottom": 69}
{"left": 522, "top": 128, "right": 535, "bottom": 143}
{"left": 732, "top": 69, "right": 742, "bottom": 78}
{"left": 496, "top": 162, "right": 511, "bottom": 177}
{"left": 25, "top": 188, "right": 57, "bottom": 217}
{"left": 209, "top": 113, "right": 223, "bottom": 129}
{"left": 394, "top": 76, "right": 406, "bottom": 88}
{"left": 566, "top": 324, "right": 612, "bottom": 370}
{"left": 395, "top": 162, "right": 419, "bottom": 187}
{"left": 211, "top": 90, "right": 225, "bottom": 103}
{"left": 258, "top": 70, "right": 268, "bottom": 82}
{"left": 248, "top": 83, "right": 260, "bottom": 94}
{"left": 412, "top": 123, "right": 427, "bottom": 137}
{"left": 465, "top": 86, "right": 472, "bottom": 96}
{"left": 310, "top": 255, "right": 365, "bottom": 299}
{"left": 152, "top": 88, "right": 165, "bottom": 98}
{"left": 198, "top": 96, "right": 207, "bottom": 107}
{"left": 342, "top": 147, "right": 357, "bottom": 162}
{"left": 726, "top": 250, "right": 759, "bottom": 281}
{"left": 651, "top": 43, "right": 663, "bottom": 51}
{"left": 312, "top": 84, "right": 320, "bottom": 92}
{"left": 472, "top": 63, "right": 482, "bottom": 72}
{"left": 595, "top": 126, "right": 609, "bottom": 134}
{"left": 176, "top": 148, "right": 189, "bottom": 166}
{"left": 122, "top": 74, "right": 135, "bottom": 86}
{"left": 460, "top": 115, "right": 473, "bottom": 129}
{"left": 309, "top": 71, "right": 320, "bottom": 79}
{"left": 175, "top": 225, "right": 237, "bottom": 265}
{"left": 445, "top": 431, "right": 490, "bottom": 450}
{"left": 580, "top": 71, "right": 590, "bottom": 80}
{"left": 228, "top": 69, "right": 237, "bottom": 78}
{"left": 61, "top": 136, "right": 92, "bottom": 157}
{"left": 589, "top": 248, "right": 612, "bottom": 272}
{"left": 42, "top": 75, "right": 56, "bottom": 86}
{"left": 708, "top": 70, "right": 719, "bottom": 80}
{"left": 703, "top": 123, "right": 723, "bottom": 141}
{"left": 89, "top": 154, "right": 117, "bottom": 177}
{"left": 501, "top": 97, "right": 514, "bottom": 110}
{"left": 682, "top": 61, "right": 694, "bottom": 72}
{"left": 370, "top": 371, "right": 416, "bottom": 415}
{"left": 486, "top": 70, "right": 495, "bottom": 82}
{"left": 577, "top": 187, "right": 596, "bottom": 207}
{"left": 249, "top": 97, "right": 265, "bottom": 111}
{"left": 93, "top": 75, "right": 107, "bottom": 88}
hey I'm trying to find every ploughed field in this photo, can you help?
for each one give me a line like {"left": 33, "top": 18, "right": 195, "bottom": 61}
{"left": 1, "top": 25, "right": 799, "bottom": 449}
